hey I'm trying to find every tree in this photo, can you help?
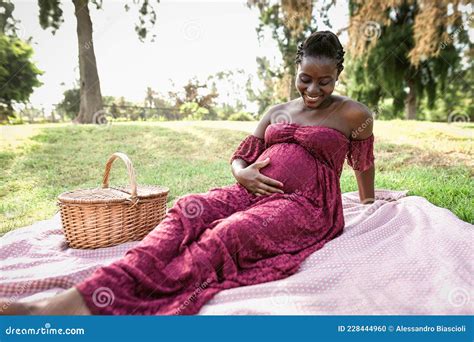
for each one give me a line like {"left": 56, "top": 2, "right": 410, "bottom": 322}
{"left": 31, "top": 0, "right": 160, "bottom": 123}
{"left": 246, "top": 56, "right": 286, "bottom": 117}
{"left": 0, "top": 0, "right": 42, "bottom": 122}
{"left": 247, "top": 0, "right": 315, "bottom": 101}
{"left": 207, "top": 69, "right": 247, "bottom": 113}
{"left": 179, "top": 102, "right": 210, "bottom": 120}
{"left": 144, "top": 86, "right": 155, "bottom": 108}
{"left": 346, "top": 0, "right": 473, "bottom": 120}
{"left": 168, "top": 77, "right": 219, "bottom": 119}
{"left": 0, "top": 0, "right": 15, "bottom": 35}
{"left": 0, "top": 35, "right": 42, "bottom": 122}
{"left": 56, "top": 87, "right": 80, "bottom": 119}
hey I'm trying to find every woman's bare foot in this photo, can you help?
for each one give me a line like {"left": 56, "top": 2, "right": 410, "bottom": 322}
{"left": 0, "top": 287, "right": 92, "bottom": 315}
{"left": 0, "top": 301, "right": 36, "bottom": 315}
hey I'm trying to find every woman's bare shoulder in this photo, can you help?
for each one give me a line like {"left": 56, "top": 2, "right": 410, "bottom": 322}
{"left": 253, "top": 101, "right": 293, "bottom": 138}
{"left": 339, "top": 97, "right": 374, "bottom": 139}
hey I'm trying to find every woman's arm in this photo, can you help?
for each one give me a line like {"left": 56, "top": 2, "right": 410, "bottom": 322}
{"left": 231, "top": 158, "right": 249, "bottom": 179}
{"left": 354, "top": 165, "right": 375, "bottom": 204}
{"left": 230, "top": 105, "right": 285, "bottom": 195}
{"left": 230, "top": 104, "right": 280, "bottom": 178}
{"left": 346, "top": 101, "right": 375, "bottom": 204}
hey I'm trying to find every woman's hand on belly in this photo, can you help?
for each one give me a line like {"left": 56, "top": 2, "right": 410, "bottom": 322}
{"left": 235, "top": 157, "right": 285, "bottom": 196}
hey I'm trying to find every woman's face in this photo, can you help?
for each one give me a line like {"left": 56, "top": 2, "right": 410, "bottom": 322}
{"left": 295, "top": 55, "right": 339, "bottom": 109}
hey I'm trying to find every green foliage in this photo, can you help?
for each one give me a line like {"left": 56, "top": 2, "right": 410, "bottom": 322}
{"left": 419, "top": 83, "right": 473, "bottom": 123}
{"left": 179, "top": 102, "right": 210, "bottom": 120}
{"left": 246, "top": 56, "right": 286, "bottom": 117}
{"left": 167, "top": 77, "right": 219, "bottom": 120}
{"left": 37, "top": 0, "right": 160, "bottom": 41}
{"left": 38, "top": 0, "right": 64, "bottom": 32}
{"left": 0, "top": 35, "right": 42, "bottom": 122}
{"left": 419, "top": 51, "right": 473, "bottom": 122}
{"left": 228, "top": 112, "right": 255, "bottom": 121}
{"left": 124, "top": 0, "right": 160, "bottom": 42}
{"left": 207, "top": 69, "right": 247, "bottom": 113}
{"left": 214, "top": 103, "right": 247, "bottom": 120}
{"left": 8, "top": 116, "right": 24, "bottom": 124}
{"left": 169, "top": 77, "right": 219, "bottom": 110}
{"left": 344, "top": 0, "right": 471, "bottom": 120}
{"left": 0, "top": 0, "right": 17, "bottom": 35}
{"left": 56, "top": 87, "right": 80, "bottom": 119}
{"left": 249, "top": 1, "right": 316, "bottom": 101}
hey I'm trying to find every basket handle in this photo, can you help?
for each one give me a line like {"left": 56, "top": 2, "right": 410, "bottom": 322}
{"left": 102, "top": 152, "right": 138, "bottom": 199}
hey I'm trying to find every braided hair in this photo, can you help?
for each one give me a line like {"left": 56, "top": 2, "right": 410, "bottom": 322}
{"left": 295, "top": 31, "right": 345, "bottom": 75}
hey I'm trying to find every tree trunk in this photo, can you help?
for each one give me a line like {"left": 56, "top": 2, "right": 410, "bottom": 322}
{"left": 405, "top": 77, "right": 417, "bottom": 120}
{"left": 287, "top": 61, "right": 301, "bottom": 101}
{"left": 72, "top": 0, "right": 103, "bottom": 124}
{"left": 288, "top": 73, "right": 299, "bottom": 101}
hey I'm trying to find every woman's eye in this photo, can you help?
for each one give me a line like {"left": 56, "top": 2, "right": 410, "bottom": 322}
{"left": 300, "top": 76, "right": 311, "bottom": 83}
{"left": 320, "top": 81, "right": 331, "bottom": 86}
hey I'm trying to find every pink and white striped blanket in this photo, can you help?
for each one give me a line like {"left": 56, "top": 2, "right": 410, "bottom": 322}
{"left": 1, "top": 189, "right": 472, "bottom": 314}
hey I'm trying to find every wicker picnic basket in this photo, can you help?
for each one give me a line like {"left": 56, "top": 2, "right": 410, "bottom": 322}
{"left": 57, "top": 152, "right": 169, "bottom": 249}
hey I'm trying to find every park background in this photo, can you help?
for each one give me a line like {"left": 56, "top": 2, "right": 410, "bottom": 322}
{"left": 0, "top": 0, "right": 473, "bottom": 235}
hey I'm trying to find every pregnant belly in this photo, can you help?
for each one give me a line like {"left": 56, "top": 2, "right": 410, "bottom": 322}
{"left": 255, "top": 143, "right": 317, "bottom": 194}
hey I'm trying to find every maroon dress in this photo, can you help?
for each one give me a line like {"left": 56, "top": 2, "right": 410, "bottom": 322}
{"left": 75, "top": 122, "right": 375, "bottom": 315}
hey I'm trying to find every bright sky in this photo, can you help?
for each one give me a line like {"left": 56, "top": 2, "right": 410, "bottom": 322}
{"left": 12, "top": 0, "right": 349, "bottom": 112}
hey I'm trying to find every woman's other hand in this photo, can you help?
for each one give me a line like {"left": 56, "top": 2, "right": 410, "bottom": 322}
{"left": 235, "top": 157, "right": 284, "bottom": 196}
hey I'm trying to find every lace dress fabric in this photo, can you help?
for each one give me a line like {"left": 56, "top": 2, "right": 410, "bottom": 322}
{"left": 75, "top": 122, "right": 375, "bottom": 315}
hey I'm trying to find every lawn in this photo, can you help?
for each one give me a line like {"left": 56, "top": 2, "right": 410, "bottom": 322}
{"left": 0, "top": 120, "right": 472, "bottom": 235}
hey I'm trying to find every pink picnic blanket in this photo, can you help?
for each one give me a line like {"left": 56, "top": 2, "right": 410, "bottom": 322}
{"left": 1, "top": 189, "right": 472, "bottom": 314}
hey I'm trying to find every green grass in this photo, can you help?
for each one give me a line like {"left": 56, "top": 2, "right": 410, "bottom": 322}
{"left": 0, "top": 120, "right": 472, "bottom": 235}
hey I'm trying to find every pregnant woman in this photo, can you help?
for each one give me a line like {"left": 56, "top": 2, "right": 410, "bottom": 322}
{"left": 2, "top": 30, "right": 375, "bottom": 315}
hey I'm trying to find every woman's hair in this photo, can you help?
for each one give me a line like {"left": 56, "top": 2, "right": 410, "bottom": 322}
{"left": 295, "top": 30, "right": 345, "bottom": 75}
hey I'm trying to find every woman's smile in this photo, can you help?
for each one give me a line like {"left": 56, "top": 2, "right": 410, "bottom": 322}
{"left": 303, "top": 93, "right": 324, "bottom": 107}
